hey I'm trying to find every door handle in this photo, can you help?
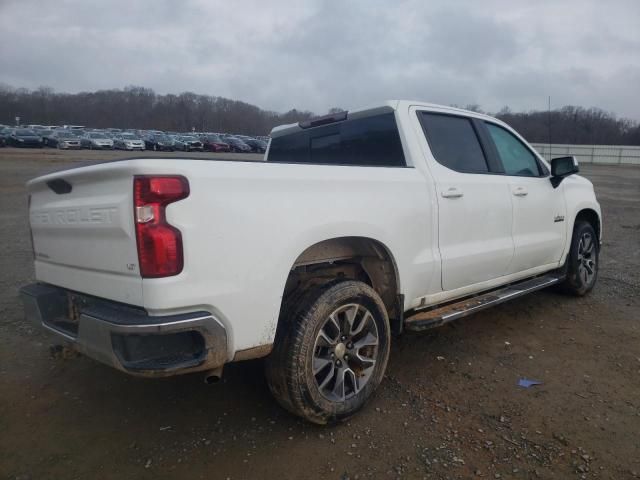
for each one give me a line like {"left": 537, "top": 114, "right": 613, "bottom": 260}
{"left": 441, "top": 187, "right": 464, "bottom": 198}
{"left": 512, "top": 186, "right": 528, "bottom": 197}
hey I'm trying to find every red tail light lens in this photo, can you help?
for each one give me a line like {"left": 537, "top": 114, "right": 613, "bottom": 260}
{"left": 134, "top": 176, "right": 189, "bottom": 278}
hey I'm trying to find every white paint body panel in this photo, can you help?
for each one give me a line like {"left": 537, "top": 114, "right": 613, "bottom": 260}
{"left": 429, "top": 164, "right": 514, "bottom": 291}
{"left": 28, "top": 168, "right": 143, "bottom": 305}
{"left": 26, "top": 100, "right": 601, "bottom": 361}
{"left": 507, "top": 176, "right": 567, "bottom": 274}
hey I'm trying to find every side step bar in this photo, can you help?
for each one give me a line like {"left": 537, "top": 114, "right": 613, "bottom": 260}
{"left": 404, "top": 274, "right": 563, "bottom": 332}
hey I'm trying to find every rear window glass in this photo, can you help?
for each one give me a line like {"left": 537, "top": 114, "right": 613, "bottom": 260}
{"left": 268, "top": 113, "right": 406, "bottom": 167}
{"left": 419, "top": 113, "right": 488, "bottom": 173}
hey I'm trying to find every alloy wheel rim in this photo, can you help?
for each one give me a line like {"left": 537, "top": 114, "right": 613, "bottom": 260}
{"left": 312, "top": 303, "right": 379, "bottom": 402}
{"left": 577, "top": 232, "right": 596, "bottom": 285}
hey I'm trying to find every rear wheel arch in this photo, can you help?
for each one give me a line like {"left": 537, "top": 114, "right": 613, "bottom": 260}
{"left": 280, "top": 236, "right": 402, "bottom": 334}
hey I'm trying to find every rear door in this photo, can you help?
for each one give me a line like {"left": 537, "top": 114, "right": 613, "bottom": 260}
{"left": 417, "top": 111, "right": 514, "bottom": 291}
{"left": 483, "top": 122, "right": 566, "bottom": 273}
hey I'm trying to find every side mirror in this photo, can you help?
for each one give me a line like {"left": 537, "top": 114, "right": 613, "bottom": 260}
{"left": 550, "top": 156, "right": 579, "bottom": 188}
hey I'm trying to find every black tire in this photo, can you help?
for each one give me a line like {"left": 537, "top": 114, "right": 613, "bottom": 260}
{"left": 559, "top": 221, "right": 599, "bottom": 296}
{"left": 266, "top": 280, "right": 391, "bottom": 424}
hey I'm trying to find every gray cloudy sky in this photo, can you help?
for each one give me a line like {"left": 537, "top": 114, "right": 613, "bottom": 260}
{"left": 1, "top": 0, "right": 639, "bottom": 118}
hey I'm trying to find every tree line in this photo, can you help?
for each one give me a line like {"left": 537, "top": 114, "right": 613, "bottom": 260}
{"left": 1, "top": 84, "right": 639, "bottom": 144}
{"left": 495, "top": 105, "right": 640, "bottom": 146}
{"left": 455, "top": 104, "right": 640, "bottom": 146}
{"left": 0, "top": 85, "right": 315, "bottom": 135}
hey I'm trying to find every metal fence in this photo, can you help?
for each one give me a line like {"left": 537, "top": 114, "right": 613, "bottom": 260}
{"left": 531, "top": 143, "right": 640, "bottom": 165}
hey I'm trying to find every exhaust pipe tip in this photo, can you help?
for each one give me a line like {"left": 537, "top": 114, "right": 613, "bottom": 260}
{"left": 203, "top": 366, "right": 223, "bottom": 385}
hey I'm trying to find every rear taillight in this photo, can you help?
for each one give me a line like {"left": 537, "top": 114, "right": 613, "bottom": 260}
{"left": 133, "top": 176, "right": 189, "bottom": 278}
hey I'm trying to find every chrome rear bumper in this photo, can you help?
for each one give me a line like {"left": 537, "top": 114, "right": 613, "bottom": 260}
{"left": 20, "top": 283, "right": 228, "bottom": 377}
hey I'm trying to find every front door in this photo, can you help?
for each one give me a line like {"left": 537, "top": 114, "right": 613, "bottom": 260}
{"left": 484, "top": 122, "right": 566, "bottom": 273}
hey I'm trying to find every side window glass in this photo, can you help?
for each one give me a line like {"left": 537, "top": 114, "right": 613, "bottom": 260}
{"left": 486, "top": 123, "right": 541, "bottom": 177}
{"left": 419, "top": 113, "right": 489, "bottom": 173}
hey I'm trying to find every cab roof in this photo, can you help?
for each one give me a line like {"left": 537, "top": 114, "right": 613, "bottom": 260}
{"left": 270, "top": 100, "right": 499, "bottom": 137}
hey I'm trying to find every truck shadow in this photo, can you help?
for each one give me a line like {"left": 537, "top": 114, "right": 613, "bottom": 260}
{"left": 39, "top": 288, "right": 569, "bottom": 428}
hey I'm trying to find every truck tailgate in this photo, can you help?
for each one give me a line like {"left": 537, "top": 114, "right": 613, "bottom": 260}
{"left": 27, "top": 165, "right": 143, "bottom": 306}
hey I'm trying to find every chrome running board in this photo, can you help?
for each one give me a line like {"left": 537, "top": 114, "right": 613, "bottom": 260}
{"left": 404, "top": 274, "right": 563, "bottom": 332}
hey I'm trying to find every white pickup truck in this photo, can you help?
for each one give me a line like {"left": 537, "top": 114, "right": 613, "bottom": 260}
{"left": 20, "top": 101, "right": 601, "bottom": 424}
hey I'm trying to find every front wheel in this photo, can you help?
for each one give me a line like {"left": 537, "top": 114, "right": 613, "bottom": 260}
{"left": 266, "top": 280, "right": 391, "bottom": 424}
{"left": 559, "top": 221, "right": 599, "bottom": 296}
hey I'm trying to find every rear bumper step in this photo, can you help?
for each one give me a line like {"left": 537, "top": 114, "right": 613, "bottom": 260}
{"left": 20, "top": 283, "right": 228, "bottom": 377}
{"left": 404, "top": 274, "right": 563, "bottom": 332}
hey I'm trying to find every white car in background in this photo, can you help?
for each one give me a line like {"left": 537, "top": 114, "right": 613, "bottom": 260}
{"left": 113, "top": 133, "right": 145, "bottom": 151}
{"left": 81, "top": 132, "right": 114, "bottom": 150}
{"left": 51, "top": 130, "right": 82, "bottom": 149}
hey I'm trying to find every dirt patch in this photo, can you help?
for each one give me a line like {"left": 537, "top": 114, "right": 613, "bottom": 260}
{"left": 1, "top": 148, "right": 639, "bottom": 479}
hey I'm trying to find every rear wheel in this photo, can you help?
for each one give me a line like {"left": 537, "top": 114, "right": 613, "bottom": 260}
{"left": 266, "top": 280, "right": 390, "bottom": 424}
{"left": 559, "top": 221, "right": 599, "bottom": 296}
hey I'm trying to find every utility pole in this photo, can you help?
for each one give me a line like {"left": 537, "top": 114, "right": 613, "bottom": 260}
{"left": 547, "top": 96, "right": 552, "bottom": 159}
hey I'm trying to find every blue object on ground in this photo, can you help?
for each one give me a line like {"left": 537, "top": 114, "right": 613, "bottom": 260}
{"left": 518, "top": 378, "right": 543, "bottom": 388}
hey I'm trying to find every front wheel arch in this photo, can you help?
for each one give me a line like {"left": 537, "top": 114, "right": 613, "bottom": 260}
{"left": 573, "top": 208, "right": 601, "bottom": 247}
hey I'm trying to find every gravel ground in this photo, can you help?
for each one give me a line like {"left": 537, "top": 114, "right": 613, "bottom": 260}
{"left": 0, "top": 148, "right": 639, "bottom": 480}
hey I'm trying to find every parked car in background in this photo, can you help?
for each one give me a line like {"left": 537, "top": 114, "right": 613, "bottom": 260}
{"left": 144, "top": 134, "right": 175, "bottom": 151}
{"left": 81, "top": 132, "right": 115, "bottom": 150}
{"left": 174, "top": 135, "right": 204, "bottom": 152}
{"left": 7, "top": 129, "right": 43, "bottom": 148}
{"left": 113, "top": 133, "right": 145, "bottom": 151}
{"left": 225, "top": 136, "right": 252, "bottom": 153}
{"left": 49, "top": 130, "right": 82, "bottom": 149}
{"left": 3, "top": 121, "right": 274, "bottom": 153}
{"left": 200, "top": 134, "right": 231, "bottom": 152}
{"left": 71, "top": 129, "right": 86, "bottom": 137}
{"left": 0, "top": 127, "right": 10, "bottom": 146}
{"left": 169, "top": 135, "right": 186, "bottom": 151}
{"left": 243, "top": 138, "right": 268, "bottom": 153}
{"left": 39, "top": 130, "right": 56, "bottom": 147}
